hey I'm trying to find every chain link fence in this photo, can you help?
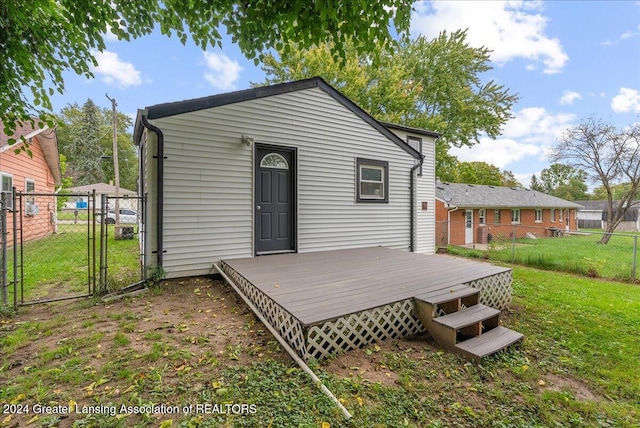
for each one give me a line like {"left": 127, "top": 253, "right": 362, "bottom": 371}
{"left": 1, "top": 189, "right": 144, "bottom": 309}
{"left": 438, "top": 221, "right": 639, "bottom": 282}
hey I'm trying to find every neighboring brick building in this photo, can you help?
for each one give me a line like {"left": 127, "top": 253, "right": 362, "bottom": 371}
{"left": 435, "top": 180, "right": 582, "bottom": 246}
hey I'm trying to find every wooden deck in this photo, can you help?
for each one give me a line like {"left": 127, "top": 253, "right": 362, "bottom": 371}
{"left": 221, "top": 247, "right": 511, "bottom": 327}
{"left": 219, "top": 247, "right": 514, "bottom": 360}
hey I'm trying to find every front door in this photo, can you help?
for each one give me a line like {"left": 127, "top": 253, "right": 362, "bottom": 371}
{"left": 255, "top": 146, "right": 295, "bottom": 255}
{"left": 465, "top": 209, "right": 474, "bottom": 244}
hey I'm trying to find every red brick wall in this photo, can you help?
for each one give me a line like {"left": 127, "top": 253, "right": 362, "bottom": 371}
{"left": 435, "top": 203, "right": 579, "bottom": 245}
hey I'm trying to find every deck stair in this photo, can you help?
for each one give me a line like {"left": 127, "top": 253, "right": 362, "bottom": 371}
{"left": 413, "top": 285, "right": 523, "bottom": 360}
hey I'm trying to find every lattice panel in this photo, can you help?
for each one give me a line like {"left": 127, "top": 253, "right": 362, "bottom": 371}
{"left": 220, "top": 262, "right": 308, "bottom": 358}
{"left": 305, "top": 300, "right": 424, "bottom": 361}
{"left": 464, "top": 271, "right": 513, "bottom": 310}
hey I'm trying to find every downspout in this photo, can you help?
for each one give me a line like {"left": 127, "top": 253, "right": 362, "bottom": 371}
{"left": 447, "top": 206, "right": 459, "bottom": 246}
{"left": 409, "top": 155, "right": 424, "bottom": 252}
{"left": 140, "top": 115, "right": 164, "bottom": 269}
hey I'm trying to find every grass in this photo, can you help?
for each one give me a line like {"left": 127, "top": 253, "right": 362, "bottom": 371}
{"left": 4, "top": 224, "right": 139, "bottom": 303}
{"left": 1, "top": 271, "right": 638, "bottom": 427}
{"left": 449, "top": 230, "right": 640, "bottom": 282}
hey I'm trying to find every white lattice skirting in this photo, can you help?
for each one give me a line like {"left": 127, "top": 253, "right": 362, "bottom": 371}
{"left": 220, "top": 261, "right": 513, "bottom": 361}
{"left": 465, "top": 271, "right": 513, "bottom": 310}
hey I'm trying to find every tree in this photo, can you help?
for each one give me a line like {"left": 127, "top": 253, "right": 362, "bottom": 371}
{"left": 1, "top": 0, "right": 412, "bottom": 142}
{"left": 259, "top": 30, "right": 519, "bottom": 173}
{"left": 535, "top": 163, "right": 589, "bottom": 201}
{"left": 450, "top": 162, "right": 522, "bottom": 187}
{"left": 56, "top": 99, "right": 138, "bottom": 190}
{"left": 591, "top": 182, "right": 635, "bottom": 201}
{"left": 530, "top": 174, "right": 544, "bottom": 192}
{"left": 550, "top": 117, "right": 640, "bottom": 243}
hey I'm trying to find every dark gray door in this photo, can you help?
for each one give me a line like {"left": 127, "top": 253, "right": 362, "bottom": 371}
{"left": 255, "top": 147, "right": 295, "bottom": 254}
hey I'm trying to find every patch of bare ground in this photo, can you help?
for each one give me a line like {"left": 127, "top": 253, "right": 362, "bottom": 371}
{"left": 0, "top": 276, "right": 291, "bottom": 427}
{"left": 542, "top": 372, "right": 605, "bottom": 402}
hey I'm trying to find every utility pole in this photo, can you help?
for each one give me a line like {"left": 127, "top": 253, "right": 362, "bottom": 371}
{"left": 105, "top": 94, "right": 120, "bottom": 226}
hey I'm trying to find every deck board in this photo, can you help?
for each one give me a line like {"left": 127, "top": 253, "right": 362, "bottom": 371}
{"left": 222, "top": 247, "right": 511, "bottom": 326}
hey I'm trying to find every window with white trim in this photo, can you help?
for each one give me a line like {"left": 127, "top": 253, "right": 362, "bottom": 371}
{"left": 550, "top": 208, "right": 556, "bottom": 222}
{"left": 559, "top": 209, "right": 563, "bottom": 222}
{"left": 511, "top": 209, "right": 520, "bottom": 224}
{"left": 356, "top": 158, "right": 388, "bottom": 203}
{"left": 493, "top": 209, "right": 501, "bottom": 225}
{"left": 24, "top": 179, "right": 37, "bottom": 216}
{"left": 479, "top": 209, "right": 486, "bottom": 224}
{"left": 535, "top": 209, "right": 542, "bottom": 223}
{"left": 1, "top": 173, "right": 13, "bottom": 210}
{"left": 407, "top": 136, "right": 423, "bottom": 176}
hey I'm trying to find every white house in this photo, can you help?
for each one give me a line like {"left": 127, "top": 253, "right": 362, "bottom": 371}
{"left": 133, "top": 78, "right": 439, "bottom": 278}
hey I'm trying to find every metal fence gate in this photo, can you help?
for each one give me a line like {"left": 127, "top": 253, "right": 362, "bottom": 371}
{"left": 1, "top": 189, "right": 145, "bottom": 309}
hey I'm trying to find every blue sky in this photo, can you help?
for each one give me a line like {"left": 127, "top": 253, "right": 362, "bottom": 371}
{"left": 49, "top": 1, "right": 640, "bottom": 187}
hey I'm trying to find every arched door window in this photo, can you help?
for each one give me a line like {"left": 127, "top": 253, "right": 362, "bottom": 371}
{"left": 260, "top": 153, "right": 289, "bottom": 169}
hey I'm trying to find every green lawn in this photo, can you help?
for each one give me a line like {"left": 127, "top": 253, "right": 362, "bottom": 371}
{"left": 1, "top": 267, "right": 638, "bottom": 427}
{"left": 3, "top": 224, "right": 140, "bottom": 303}
{"left": 450, "top": 231, "right": 640, "bottom": 282}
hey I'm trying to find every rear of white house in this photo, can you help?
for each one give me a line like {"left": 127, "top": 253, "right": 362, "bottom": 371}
{"left": 133, "top": 78, "right": 438, "bottom": 278}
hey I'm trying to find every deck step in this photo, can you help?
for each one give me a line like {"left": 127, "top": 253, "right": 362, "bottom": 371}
{"left": 415, "top": 285, "right": 478, "bottom": 305}
{"left": 433, "top": 304, "right": 500, "bottom": 330}
{"left": 455, "top": 326, "right": 524, "bottom": 359}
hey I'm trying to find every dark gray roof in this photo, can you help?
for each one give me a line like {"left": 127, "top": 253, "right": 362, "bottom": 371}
{"left": 134, "top": 77, "right": 421, "bottom": 159}
{"left": 575, "top": 200, "right": 640, "bottom": 211}
{"left": 436, "top": 181, "right": 583, "bottom": 209}
{"left": 379, "top": 121, "right": 441, "bottom": 139}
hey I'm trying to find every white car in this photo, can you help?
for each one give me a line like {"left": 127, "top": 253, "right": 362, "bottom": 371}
{"left": 100, "top": 209, "right": 138, "bottom": 224}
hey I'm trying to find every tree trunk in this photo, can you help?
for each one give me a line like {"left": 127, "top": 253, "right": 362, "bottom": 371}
{"left": 598, "top": 220, "right": 621, "bottom": 244}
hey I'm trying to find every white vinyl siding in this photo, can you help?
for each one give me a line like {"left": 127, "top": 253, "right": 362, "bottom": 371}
{"left": 148, "top": 87, "right": 419, "bottom": 277}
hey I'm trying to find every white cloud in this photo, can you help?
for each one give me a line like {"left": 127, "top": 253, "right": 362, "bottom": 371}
{"left": 611, "top": 88, "right": 640, "bottom": 113}
{"left": 91, "top": 50, "right": 142, "bottom": 88}
{"left": 602, "top": 26, "right": 639, "bottom": 45}
{"left": 450, "top": 137, "right": 541, "bottom": 169}
{"left": 411, "top": 0, "right": 568, "bottom": 74}
{"left": 449, "top": 107, "right": 576, "bottom": 168}
{"left": 559, "top": 90, "right": 582, "bottom": 105}
{"left": 203, "top": 51, "right": 243, "bottom": 90}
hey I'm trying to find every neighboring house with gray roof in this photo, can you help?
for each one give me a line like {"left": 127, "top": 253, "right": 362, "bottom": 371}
{"left": 63, "top": 183, "right": 137, "bottom": 211}
{"left": 435, "top": 180, "right": 583, "bottom": 246}
{"left": 575, "top": 200, "right": 640, "bottom": 232}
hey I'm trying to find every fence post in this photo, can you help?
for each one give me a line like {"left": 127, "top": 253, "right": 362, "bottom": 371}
{"left": 1, "top": 192, "right": 7, "bottom": 307}
{"left": 632, "top": 236, "right": 637, "bottom": 282}
{"left": 511, "top": 224, "right": 517, "bottom": 263}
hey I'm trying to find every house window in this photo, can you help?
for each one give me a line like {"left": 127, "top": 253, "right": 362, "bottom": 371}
{"left": 550, "top": 208, "right": 556, "bottom": 223}
{"left": 493, "top": 209, "right": 501, "bottom": 225}
{"left": 511, "top": 209, "right": 520, "bottom": 224}
{"left": 535, "top": 209, "right": 542, "bottom": 223}
{"left": 479, "top": 209, "right": 486, "bottom": 224}
{"left": 356, "top": 158, "right": 389, "bottom": 203}
{"left": 407, "top": 136, "right": 422, "bottom": 176}
{"left": 25, "top": 179, "right": 38, "bottom": 216}
{"left": 559, "top": 209, "right": 563, "bottom": 222}
{"left": 1, "top": 173, "right": 13, "bottom": 210}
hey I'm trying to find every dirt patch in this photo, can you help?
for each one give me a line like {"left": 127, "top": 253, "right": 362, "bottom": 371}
{"left": 543, "top": 372, "right": 604, "bottom": 402}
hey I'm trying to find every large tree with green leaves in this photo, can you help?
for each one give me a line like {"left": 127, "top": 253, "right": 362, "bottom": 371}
{"left": 449, "top": 162, "right": 521, "bottom": 187}
{"left": 1, "top": 0, "right": 412, "bottom": 141}
{"left": 550, "top": 117, "right": 640, "bottom": 243}
{"left": 259, "top": 30, "right": 519, "bottom": 174}
{"left": 529, "top": 163, "right": 589, "bottom": 201}
{"left": 56, "top": 100, "right": 138, "bottom": 191}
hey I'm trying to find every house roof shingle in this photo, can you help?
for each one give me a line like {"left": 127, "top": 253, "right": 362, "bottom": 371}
{"left": 436, "top": 181, "right": 583, "bottom": 209}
